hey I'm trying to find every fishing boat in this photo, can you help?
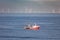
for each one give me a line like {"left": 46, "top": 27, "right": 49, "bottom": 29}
{"left": 24, "top": 24, "right": 40, "bottom": 30}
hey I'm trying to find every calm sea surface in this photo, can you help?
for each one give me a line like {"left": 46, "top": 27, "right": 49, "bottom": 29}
{"left": 0, "top": 13, "right": 60, "bottom": 40}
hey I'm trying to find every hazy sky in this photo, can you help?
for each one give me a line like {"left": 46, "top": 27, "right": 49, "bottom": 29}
{"left": 0, "top": 0, "right": 60, "bottom": 13}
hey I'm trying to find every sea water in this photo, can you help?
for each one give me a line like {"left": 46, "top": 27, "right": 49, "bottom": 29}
{"left": 0, "top": 13, "right": 60, "bottom": 40}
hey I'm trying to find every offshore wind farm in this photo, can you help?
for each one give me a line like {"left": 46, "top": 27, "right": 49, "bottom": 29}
{"left": 0, "top": 8, "right": 59, "bottom": 13}
{"left": 0, "top": 0, "right": 60, "bottom": 13}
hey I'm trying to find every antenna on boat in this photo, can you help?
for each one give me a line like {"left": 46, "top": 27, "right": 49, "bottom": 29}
{"left": 34, "top": 23, "right": 36, "bottom": 26}
{"left": 28, "top": 24, "right": 31, "bottom": 27}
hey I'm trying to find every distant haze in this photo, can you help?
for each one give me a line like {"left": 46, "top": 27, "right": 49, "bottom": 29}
{"left": 0, "top": 0, "right": 60, "bottom": 13}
